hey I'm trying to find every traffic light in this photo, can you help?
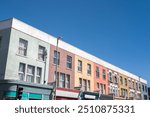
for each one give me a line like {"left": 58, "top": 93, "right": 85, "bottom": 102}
{"left": 16, "top": 86, "right": 23, "bottom": 100}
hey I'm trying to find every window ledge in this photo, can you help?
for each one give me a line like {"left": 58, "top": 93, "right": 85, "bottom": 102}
{"left": 77, "top": 71, "right": 82, "bottom": 74}
{"left": 36, "top": 59, "right": 45, "bottom": 63}
{"left": 87, "top": 73, "right": 91, "bottom": 76}
{"left": 66, "top": 68, "right": 72, "bottom": 71}
{"left": 16, "top": 53, "right": 28, "bottom": 58}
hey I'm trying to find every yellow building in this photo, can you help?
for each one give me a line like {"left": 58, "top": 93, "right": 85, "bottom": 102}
{"left": 118, "top": 73, "right": 129, "bottom": 99}
{"left": 74, "top": 55, "right": 94, "bottom": 92}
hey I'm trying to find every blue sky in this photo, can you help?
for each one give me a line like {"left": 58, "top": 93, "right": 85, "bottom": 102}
{"left": 0, "top": 0, "right": 150, "bottom": 86}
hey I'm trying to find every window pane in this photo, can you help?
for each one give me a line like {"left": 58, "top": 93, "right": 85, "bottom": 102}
{"left": 87, "top": 80, "right": 90, "bottom": 91}
{"left": 87, "top": 64, "right": 91, "bottom": 74}
{"left": 66, "top": 75, "right": 70, "bottom": 88}
{"left": 26, "top": 75, "right": 34, "bottom": 82}
{"left": 96, "top": 67, "right": 100, "bottom": 78}
{"left": 79, "top": 78, "right": 82, "bottom": 87}
{"left": 78, "top": 60, "right": 82, "bottom": 72}
{"left": 103, "top": 69, "right": 106, "bottom": 80}
{"left": 38, "top": 46, "right": 45, "bottom": 61}
{"left": 67, "top": 55, "right": 72, "bottom": 69}
{"left": 26, "top": 65, "right": 35, "bottom": 83}
{"left": 18, "top": 38, "right": 28, "bottom": 56}
{"left": 109, "top": 72, "right": 112, "bottom": 82}
{"left": 59, "top": 73, "right": 65, "bottom": 88}
{"left": 18, "top": 63, "right": 25, "bottom": 81}
{"left": 53, "top": 51, "right": 60, "bottom": 65}
{"left": 36, "top": 67, "right": 42, "bottom": 83}
{"left": 83, "top": 79, "right": 87, "bottom": 91}
{"left": 97, "top": 83, "right": 99, "bottom": 89}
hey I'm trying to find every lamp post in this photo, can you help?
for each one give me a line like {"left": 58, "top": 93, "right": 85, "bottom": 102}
{"left": 43, "top": 48, "right": 47, "bottom": 84}
{"left": 54, "top": 37, "right": 62, "bottom": 100}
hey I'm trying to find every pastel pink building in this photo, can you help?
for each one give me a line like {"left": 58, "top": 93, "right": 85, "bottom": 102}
{"left": 48, "top": 44, "right": 75, "bottom": 89}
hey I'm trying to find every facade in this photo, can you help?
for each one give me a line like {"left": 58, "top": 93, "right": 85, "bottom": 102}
{"left": 0, "top": 18, "right": 148, "bottom": 100}
{"left": 74, "top": 55, "right": 94, "bottom": 92}
{"left": 108, "top": 70, "right": 119, "bottom": 98}
{"left": 118, "top": 73, "right": 129, "bottom": 99}
{"left": 94, "top": 63, "right": 108, "bottom": 95}
{"left": 48, "top": 44, "right": 75, "bottom": 89}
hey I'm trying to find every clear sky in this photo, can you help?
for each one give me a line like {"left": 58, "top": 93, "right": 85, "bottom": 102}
{"left": 0, "top": 0, "right": 150, "bottom": 86}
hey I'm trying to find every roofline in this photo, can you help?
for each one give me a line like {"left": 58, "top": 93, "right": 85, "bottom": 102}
{"left": 0, "top": 18, "right": 147, "bottom": 84}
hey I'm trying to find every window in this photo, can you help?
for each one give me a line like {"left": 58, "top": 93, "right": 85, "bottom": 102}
{"left": 132, "top": 81, "right": 134, "bottom": 89}
{"left": 142, "top": 85, "right": 144, "bottom": 92}
{"left": 96, "top": 67, "right": 100, "bottom": 78}
{"left": 145, "top": 86, "right": 147, "bottom": 92}
{"left": 125, "top": 78, "right": 127, "bottom": 86}
{"left": 54, "top": 72, "right": 59, "bottom": 87}
{"left": 66, "top": 55, "right": 72, "bottom": 69}
{"left": 59, "top": 73, "right": 65, "bottom": 88}
{"left": 109, "top": 72, "right": 112, "bottom": 82}
{"left": 87, "top": 80, "right": 90, "bottom": 91}
{"left": 100, "top": 83, "right": 103, "bottom": 94}
{"left": 83, "top": 79, "right": 87, "bottom": 91}
{"left": 38, "top": 45, "right": 46, "bottom": 61}
{"left": 120, "top": 76, "right": 123, "bottom": 85}
{"left": 26, "top": 65, "right": 35, "bottom": 83}
{"left": 66, "top": 75, "right": 70, "bottom": 88}
{"left": 18, "top": 63, "right": 26, "bottom": 81}
{"left": 36, "top": 67, "right": 42, "bottom": 83}
{"left": 79, "top": 78, "right": 82, "bottom": 87}
{"left": 18, "top": 38, "right": 28, "bottom": 56}
{"left": 78, "top": 60, "right": 82, "bottom": 72}
{"left": 53, "top": 50, "right": 60, "bottom": 65}
{"left": 104, "top": 84, "right": 106, "bottom": 94}
{"left": 128, "top": 80, "right": 131, "bottom": 87}
{"left": 125, "top": 89, "right": 128, "bottom": 97}
{"left": 136, "top": 82, "right": 138, "bottom": 90}
{"left": 114, "top": 75, "right": 118, "bottom": 84}
{"left": 97, "top": 83, "right": 99, "bottom": 89}
{"left": 139, "top": 83, "right": 141, "bottom": 91}
{"left": 87, "top": 64, "right": 91, "bottom": 75}
{"left": 115, "top": 87, "right": 118, "bottom": 96}
{"left": 102, "top": 70, "right": 106, "bottom": 80}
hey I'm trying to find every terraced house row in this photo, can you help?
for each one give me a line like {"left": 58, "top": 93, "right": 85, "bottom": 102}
{"left": 0, "top": 18, "right": 148, "bottom": 100}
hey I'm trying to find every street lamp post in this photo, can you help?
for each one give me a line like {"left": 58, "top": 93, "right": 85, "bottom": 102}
{"left": 43, "top": 49, "right": 47, "bottom": 84}
{"left": 54, "top": 37, "right": 62, "bottom": 100}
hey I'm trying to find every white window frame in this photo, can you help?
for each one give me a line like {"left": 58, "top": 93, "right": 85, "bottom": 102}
{"left": 66, "top": 55, "right": 72, "bottom": 69}
{"left": 66, "top": 74, "right": 70, "bottom": 88}
{"left": 18, "top": 63, "right": 26, "bottom": 81}
{"left": 36, "top": 67, "right": 42, "bottom": 84}
{"left": 96, "top": 67, "right": 100, "bottom": 78}
{"left": 102, "top": 69, "right": 106, "bottom": 80}
{"left": 38, "top": 45, "right": 45, "bottom": 61}
{"left": 87, "top": 64, "right": 91, "bottom": 75}
{"left": 78, "top": 60, "right": 82, "bottom": 72}
{"left": 59, "top": 73, "right": 65, "bottom": 88}
{"left": 18, "top": 38, "right": 28, "bottom": 56}
{"left": 53, "top": 50, "right": 60, "bottom": 65}
{"left": 26, "top": 65, "right": 35, "bottom": 83}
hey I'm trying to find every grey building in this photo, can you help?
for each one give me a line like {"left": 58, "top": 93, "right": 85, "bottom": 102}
{"left": 0, "top": 18, "right": 53, "bottom": 99}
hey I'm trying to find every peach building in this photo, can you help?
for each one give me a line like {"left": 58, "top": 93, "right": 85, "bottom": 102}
{"left": 94, "top": 63, "right": 108, "bottom": 95}
{"left": 74, "top": 55, "right": 94, "bottom": 92}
